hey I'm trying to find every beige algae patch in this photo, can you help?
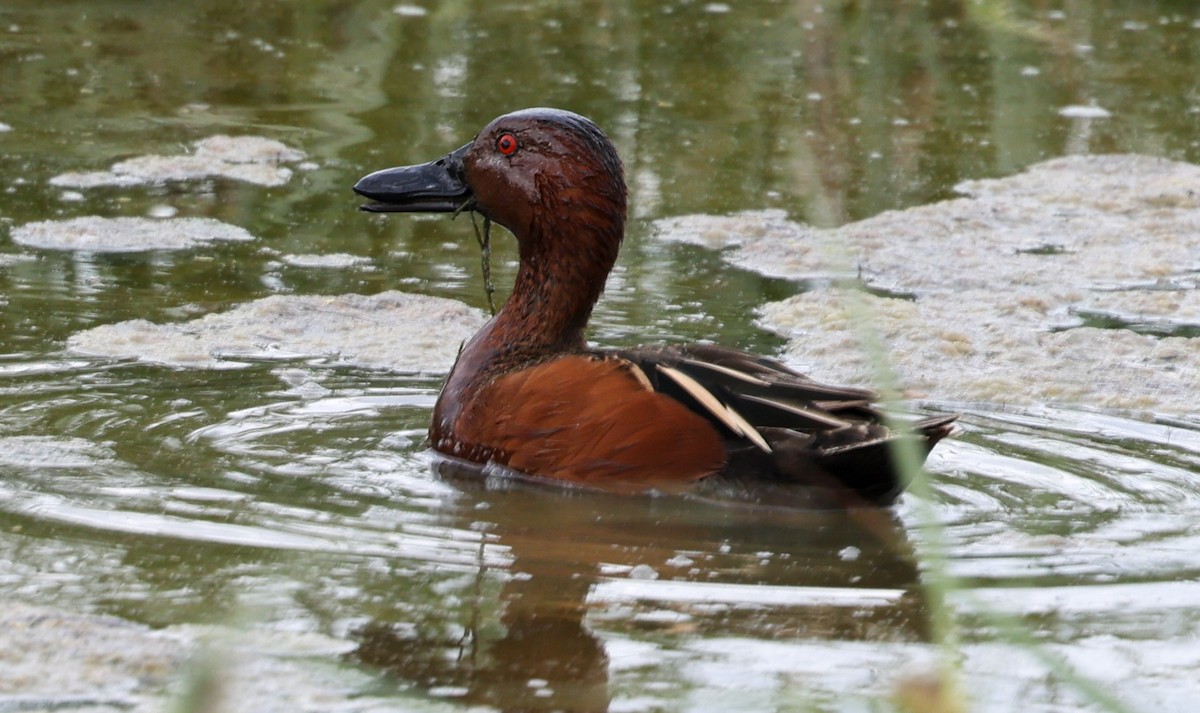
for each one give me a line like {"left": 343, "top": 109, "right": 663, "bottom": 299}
{"left": 655, "top": 155, "right": 1200, "bottom": 413}
{"left": 67, "top": 291, "right": 486, "bottom": 372}
{"left": 49, "top": 135, "right": 306, "bottom": 189}
{"left": 11, "top": 216, "right": 255, "bottom": 252}
{"left": 1058, "top": 104, "right": 1113, "bottom": 119}
{"left": 0, "top": 602, "right": 387, "bottom": 713}
{"left": 760, "top": 289, "right": 1200, "bottom": 411}
{"left": 0, "top": 603, "right": 184, "bottom": 709}
{"left": 0, "top": 435, "right": 115, "bottom": 470}
{"left": 0, "top": 253, "right": 37, "bottom": 267}
{"left": 279, "top": 253, "right": 375, "bottom": 269}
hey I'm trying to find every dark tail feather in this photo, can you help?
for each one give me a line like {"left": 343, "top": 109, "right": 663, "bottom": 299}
{"left": 748, "top": 413, "right": 959, "bottom": 507}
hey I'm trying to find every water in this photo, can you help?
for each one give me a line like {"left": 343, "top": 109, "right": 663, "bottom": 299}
{"left": 2, "top": 1, "right": 1199, "bottom": 711}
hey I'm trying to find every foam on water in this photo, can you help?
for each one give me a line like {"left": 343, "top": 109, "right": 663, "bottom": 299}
{"left": 654, "top": 155, "right": 1200, "bottom": 413}
{"left": 0, "top": 435, "right": 114, "bottom": 470}
{"left": 0, "top": 602, "right": 451, "bottom": 713}
{"left": 49, "top": 135, "right": 305, "bottom": 189}
{"left": 67, "top": 291, "right": 486, "bottom": 371}
{"left": 0, "top": 254, "right": 36, "bottom": 267}
{"left": 278, "top": 253, "right": 375, "bottom": 269}
{"left": 393, "top": 4, "right": 428, "bottom": 16}
{"left": 10, "top": 216, "right": 255, "bottom": 252}
{"left": 1059, "top": 104, "right": 1113, "bottom": 119}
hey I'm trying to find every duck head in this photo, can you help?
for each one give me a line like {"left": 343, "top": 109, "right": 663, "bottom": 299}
{"left": 354, "top": 108, "right": 627, "bottom": 262}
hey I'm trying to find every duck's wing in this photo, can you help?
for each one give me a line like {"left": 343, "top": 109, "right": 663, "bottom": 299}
{"left": 609, "top": 344, "right": 958, "bottom": 506}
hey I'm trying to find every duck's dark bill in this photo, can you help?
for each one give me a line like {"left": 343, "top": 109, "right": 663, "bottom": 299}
{"left": 353, "top": 144, "right": 472, "bottom": 213}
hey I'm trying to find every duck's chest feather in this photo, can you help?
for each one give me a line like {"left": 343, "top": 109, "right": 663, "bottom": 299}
{"left": 430, "top": 345, "right": 727, "bottom": 489}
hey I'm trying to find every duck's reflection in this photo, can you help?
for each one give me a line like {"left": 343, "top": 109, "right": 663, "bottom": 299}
{"left": 356, "top": 551, "right": 608, "bottom": 711}
{"left": 351, "top": 459, "right": 929, "bottom": 712}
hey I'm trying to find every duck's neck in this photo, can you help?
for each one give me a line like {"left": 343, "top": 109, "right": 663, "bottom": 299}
{"left": 448, "top": 218, "right": 621, "bottom": 382}
{"left": 493, "top": 226, "right": 616, "bottom": 355}
{"left": 431, "top": 220, "right": 620, "bottom": 442}
{"left": 431, "top": 187, "right": 625, "bottom": 449}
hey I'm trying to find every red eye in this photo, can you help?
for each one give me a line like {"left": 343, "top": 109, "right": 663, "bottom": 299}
{"left": 496, "top": 133, "right": 518, "bottom": 156}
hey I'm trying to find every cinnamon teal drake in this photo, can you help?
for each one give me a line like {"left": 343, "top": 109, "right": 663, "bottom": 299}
{"left": 354, "top": 108, "right": 955, "bottom": 507}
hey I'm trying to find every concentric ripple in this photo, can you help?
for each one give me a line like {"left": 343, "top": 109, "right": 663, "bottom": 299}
{"left": 3, "top": 355, "right": 1199, "bottom": 710}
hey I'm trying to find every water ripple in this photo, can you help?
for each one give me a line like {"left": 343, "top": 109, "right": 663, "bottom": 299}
{"left": 3, "top": 363, "right": 1200, "bottom": 712}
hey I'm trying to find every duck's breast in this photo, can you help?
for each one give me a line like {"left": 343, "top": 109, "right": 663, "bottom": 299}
{"left": 445, "top": 354, "right": 727, "bottom": 489}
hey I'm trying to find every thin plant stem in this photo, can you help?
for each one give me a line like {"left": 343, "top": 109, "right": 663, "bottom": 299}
{"left": 838, "top": 285, "right": 964, "bottom": 662}
{"left": 826, "top": 244, "right": 1135, "bottom": 712}
{"left": 451, "top": 197, "right": 497, "bottom": 316}
{"left": 470, "top": 213, "right": 497, "bottom": 316}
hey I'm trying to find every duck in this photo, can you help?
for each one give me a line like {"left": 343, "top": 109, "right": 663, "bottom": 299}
{"left": 354, "top": 108, "right": 956, "bottom": 507}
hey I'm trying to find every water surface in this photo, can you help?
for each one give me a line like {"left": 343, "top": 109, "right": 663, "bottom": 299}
{"left": 2, "top": 1, "right": 1199, "bottom": 711}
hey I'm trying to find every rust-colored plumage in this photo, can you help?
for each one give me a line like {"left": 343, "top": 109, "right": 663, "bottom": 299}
{"left": 441, "top": 355, "right": 726, "bottom": 490}
{"left": 355, "top": 107, "right": 956, "bottom": 506}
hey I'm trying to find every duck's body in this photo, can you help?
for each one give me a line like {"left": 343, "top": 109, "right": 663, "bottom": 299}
{"left": 355, "top": 108, "right": 954, "bottom": 507}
